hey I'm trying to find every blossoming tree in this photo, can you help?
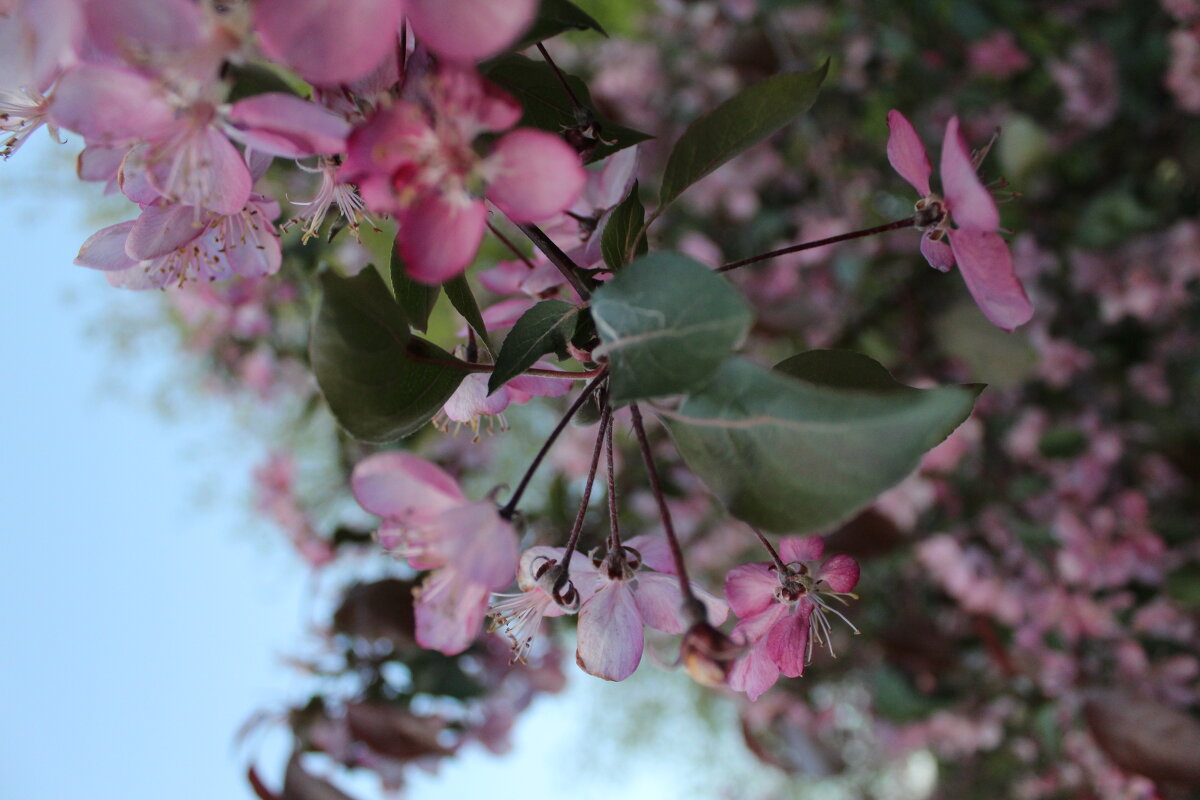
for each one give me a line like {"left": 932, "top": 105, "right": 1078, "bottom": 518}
{"left": 6, "top": 0, "right": 1199, "bottom": 797}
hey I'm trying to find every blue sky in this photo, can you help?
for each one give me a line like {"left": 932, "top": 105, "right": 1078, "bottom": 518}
{"left": 0, "top": 136, "right": 765, "bottom": 800}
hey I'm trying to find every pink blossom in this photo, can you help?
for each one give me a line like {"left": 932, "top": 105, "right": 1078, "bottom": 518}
{"left": 253, "top": 0, "right": 538, "bottom": 85}
{"left": 572, "top": 537, "right": 728, "bottom": 682}
{"left": 886, "top": 110, "right": 1033, "bottom": 331}
{"left": 434, "top": 367, "right": 572, "bottom": 438}
{"left": 488, "top": 546, "right": 591, "bottom": 662}
{"left": 351, "top": 452, "right": 518, "bottom": 654}
{"left": 967, "top": 31, "right": 1032, "bottom": 79}
{"left": 725, "top": 537, "right": 860, "bottom": 700}
{"left": 340, "top": 65, "right": 585, "bottom": 284}
{"left": 74, "top": 194, "right": 282, "bottom": 289}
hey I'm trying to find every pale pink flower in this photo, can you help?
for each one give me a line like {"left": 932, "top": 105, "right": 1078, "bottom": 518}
{"left": 434, "top": 367, "right": 572, "bottom": 437}
{"left": 574, "top": 537, "right": 728, "bottom": 682}
{"left": 887, "top": 110, "right": 1033, "bottom": 331}
{"left": 488, "top": 546, "right": 591, "bottom": 662}
{"left": 351, "top": 452, "right": 518, "bottom": 654}
{"left": 725, "top": 536, "right": 860, "bottom": 700}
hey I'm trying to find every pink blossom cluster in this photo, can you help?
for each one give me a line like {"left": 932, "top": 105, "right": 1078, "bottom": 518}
{"left": 2, "top": 0, "right": 586, "bottom": 289}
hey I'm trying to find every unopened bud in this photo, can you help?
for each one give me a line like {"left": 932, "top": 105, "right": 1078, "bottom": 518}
{"left": 679, "top": 621, "right": 742, "bottom": 688}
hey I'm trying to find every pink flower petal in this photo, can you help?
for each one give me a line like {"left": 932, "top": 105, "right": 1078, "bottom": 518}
{"left": 414, "top": 570, "right": 489, "bottom": 655}
{"left": 505, "top": 371, "right": 573, "bottom": 402}
{"left": 941, "top": 116, "right": 1000, "bottom": 231}
{"left": 74, "top": 221, "right": 137, "bottom": 271}
{"left": 724, "top": 562, "right": 779, "bottom": 619}
{"left": 0, "top": 0, "right": 82, "bottom": 93}
{"left": 430, "top": 501, "right": 518, "bottom": 590}
{"left": 219, "top": 201, "right": 283, "bottom": 278}
{"left": 817, "top": 554, "right": 860, "bottom": 594}
{"left": 886, "top": 110, "right": 932, "bottom": 197}
{"left": 50, "top": 64, "right": 173, "bottom": 143}
{"left": 126, "top": 203, "right": 207, "bottom": 260}
{"left": 586, "top": 145, "right": 640, "bottom": 210}
{"left": 351, "top": 451, "right": 466, "bottom": 521}
{"left": 623, "top": 535, "right": 675, "bottom": 575}
{"left": 76, "top": 145, "right": 124, "bottom": 186}
{"left": 481, "top": 297, "right": 536, "bottom": 329}
{"left": 947, "top": 229, "right": 1034, "bottom": 331}
{"left": 405, "top": 0, "right": 538, "bottom": 63}
{"left": 253, "top": 0, "right": 401, "bottom": 85}
{"left": 728, "top": 635, "right": 780, "bottom": 701}
{"left": 397, "top": 195, "right": 487, "bottom": 284}
{"left": 765, "top": 604, "right": 812, "bottom": 678}
{"left": 226, "top": 93, "right": 351, "bottom": 158}
{"left": 920, "top": 232, "right": 956, "bottom": 272}
{"left": 82, "top": 0, "right": 204, "bottom": 65}
{"left": 780, "top": 536, "right": 824, "bottom": 564}
{"left": 434, "top": 66, "right": 522, "bottom": 133}
{"left": 632, "top": 572, "right": 687, "bottom": 634}
{"left": 148, "top": 125, "right": 252, "bottom": 215}
{"left": 487, "top": 129, "right": 587, "bottom": 223}
{"left": 117, "top": 145, "right": 161, "bottom": 205}
{"left": 576, "top": 580, "right": 644, "bottom": 681}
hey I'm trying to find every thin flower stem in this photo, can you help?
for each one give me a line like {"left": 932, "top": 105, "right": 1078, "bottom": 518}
{"left": 629, "top": 404, "right": 697, "bottom": 604}
{"left": 536, "top": 42, "right": 585, "bottom": 112}
{"left": 560, "top": 405, "right": 610, "bottom": 573}
{"left": 486, "top": 221, "right": 539, "bottom": 270}
{"left": 500, "top": 371, "right": 608, "bottom": 519}
{"left": 514, "top": 222, "right": 593, "bottom": 301}
{"left": 716, "top": 216, "right": 917, "bottom": 273}
{"left": 605, "top": 403, "right": 622, "bottom": 552}
{"left": 749, "top": 526, "right": 788, "bottom": 572}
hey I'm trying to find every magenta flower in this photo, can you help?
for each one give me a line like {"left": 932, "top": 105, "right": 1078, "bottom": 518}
{"left": 351, "top": 452, "right": 518, "bottom": 655}
{"left": 725, "top": 536, "right": 860, "bottom": 701}
{"left": 339, "top": 65, "right": 586, "bottom": 284}
{"left": 886, "top": 110, "right": 1033, "bottom": 332}
{"left": 574, "top": 537, "right": 728, "bottom": 682}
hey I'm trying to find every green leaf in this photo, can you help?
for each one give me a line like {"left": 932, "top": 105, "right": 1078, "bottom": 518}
{"left": 443, "top": 273, "right": 494, "bottom": 358}
{"left": 661, "top": 352, "right": 980, "bottom": 532}
{"left": 359, "top": 218, "right": 399, "bottom": 297}
{"left": 590, "top": 252, "right": 752, "bottom": 405}
{"left": 488, "top": 300, "right": 580, "bottom": 394}
{"left": 311, "top": 270, "right": 466, "bottom": 443}
{"left": 482, "top": 54, "right": 652, "bottom": 163}
{"left": 224, "top": 60, "right": 308, "bottom": 102}
{"left": 391, "top": 266, "right": 439, "bottom": 334}
{"left": 600, "top": 180, "right": 646, "bottom": 272}
{"left": 658, "top": 61, "right": 829, "bottom": 209}
{"left": 514, "top": 0, "right": 607, "bottom": 50}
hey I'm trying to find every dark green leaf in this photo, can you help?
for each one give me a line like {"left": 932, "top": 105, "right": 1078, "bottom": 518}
{"left": 590, "top": 252, "right": 751, "bottom": 405}
{"left": 311, "top": 270, "right": 466, "bottom": 443}
{"left": 482, "top": 54, "right": 652, "bottom": 163}
{"left": 658, "top": 61, "right": 829, "bottom": 209}
{"left": 514, "top": 0, "right": 607, "bottom": 50}
{"left": 661, "top": 353, "right": 980, "bottom": 532}
{"left": 443, "top": 273, "right": 494, "bottom": 358}
{"left": 224, "top": 61, "right": 304, "bottom": 102}
{"left": 359, "top": 218, "right": 399, "bottom": 297}
{"left": 600, "top": 180, "right": 646, "bottom": 272}
{"left": 488, "top": 300, "right": 580, "bottom": 394}
{"left": 392, "top": 266, "right": 439, "bottom": 334}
